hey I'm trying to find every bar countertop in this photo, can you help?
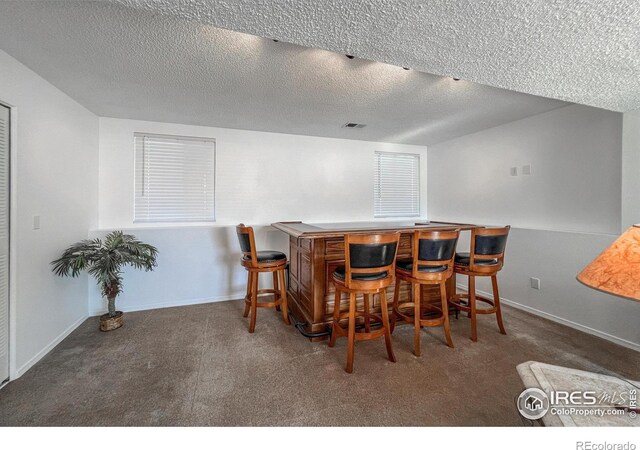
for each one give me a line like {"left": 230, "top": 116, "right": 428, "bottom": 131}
{"left": 271, "top": 220, "right": 475, "bottom": 239}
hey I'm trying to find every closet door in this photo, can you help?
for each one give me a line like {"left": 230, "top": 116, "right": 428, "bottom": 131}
{"left": 0, "top": 104, "right": 9, "bottom": 383}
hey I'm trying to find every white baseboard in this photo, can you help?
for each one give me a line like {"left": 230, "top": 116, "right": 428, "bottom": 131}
{"left": 13, "top": 314, "right": 89, "bottom": 380}
{"left": 89, "top": 292, "right": 245, "bottom": 317}
{"left": 456, "top": 284, "right": 640, "bottom": 352}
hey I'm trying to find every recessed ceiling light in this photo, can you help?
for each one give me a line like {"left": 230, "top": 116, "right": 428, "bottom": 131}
{"left": 452, "top": 77, "right": 461, "bottom": 81}
{"left": 345, "top": 55, "right": 355, "bottom": 59}
{"left": 272, "top": 39, "right": 279, "bottom": 42}
{"left": 403, "top": 67, "right": 410, "bottom": 70}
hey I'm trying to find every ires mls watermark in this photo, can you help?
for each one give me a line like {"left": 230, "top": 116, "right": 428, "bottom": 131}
{"left": 516, "top": 387, "right": 638, "bottom": 421}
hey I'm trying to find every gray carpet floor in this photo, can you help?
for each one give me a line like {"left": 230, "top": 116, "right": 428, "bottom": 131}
{"left": 0, "top": 299, "right": 637, "bottom": 426}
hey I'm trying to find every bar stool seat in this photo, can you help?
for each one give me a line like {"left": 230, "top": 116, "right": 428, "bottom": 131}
{"left": 396, "top": 259, "right": 448, "bottom": 273}
{"left": 236, "top": 224, "right": 290, "bottom": 333}
{"left": 333, "top": 267, "right": 388, "bottom": 281}
{"left": 243, "top": 251, "right": 287, "bottom": 263}
{"left": 454, "top": 252, "right": 498, "bottom": 266}
{"left": 328, "top": 233, "right": 400, "bottom": 374}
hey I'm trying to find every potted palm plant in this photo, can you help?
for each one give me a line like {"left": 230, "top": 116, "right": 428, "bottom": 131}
{"left": 51, "top": 231, "right": 158, "bottom": 331}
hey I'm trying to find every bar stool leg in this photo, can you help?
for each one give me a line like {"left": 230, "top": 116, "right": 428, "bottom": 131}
{"left": 249, "top": 271, "right": 259, "bottom": 333}
{"left": 243, "top": 271, "right": 252, "bottom": 318}
{"left": 466, "top": 275, "right": 472, "bottom": 318}
{"left": 278, "top": 268, "right": 290, "bottom": 325}
{"left": 440, "top": 281, "right": 454, "bottom": 348}
{"left": 413, "top": 282, "right": 421, "bottom": 357}
{"left": 391, "top": 279, "right": 401, "bottom": 333}
{"left": 452, "top": 281, "right": 459, "bottom": 320}
{"left": 469, "top": 275, "right": 477, "bottom": 342}
{"left": 249, "top": 272, "right": 260, "bottom": 333}
{"left": 328, "top": 288, "right": 341, "bottom": 348}
{"left": 363, "top": 294, "right": 371, "bottom": 333}
{"left": 492, "top": 275, "right": 506, "bottom": 335}
{"left": 420, "top": 285, "right": 427, "bottom": 319}
{"left": 346, "top": 293, "right": 357, "bottom": 374}
{"left": 379, "top": 288, "right": 396, "bottom": 363}
{"left": 272, "top": 272, "right": 281, "bottom": 311}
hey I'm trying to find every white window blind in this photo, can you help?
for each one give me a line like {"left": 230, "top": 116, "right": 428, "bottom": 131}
{"left": 374, "top": 151, "right": 420, "bottom": 218}
{"left": 134, "top": 133, "right": 216, "bottom": 223}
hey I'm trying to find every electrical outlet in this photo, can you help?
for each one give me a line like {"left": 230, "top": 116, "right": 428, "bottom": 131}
{"left": 522, "top": 164, "right": 532, "bottom": 175}
{"left": 510, "top": 167, "right": 518, "bottom": 176}
{"left": 530, "top": 277, "right": 541, "bottom": 290}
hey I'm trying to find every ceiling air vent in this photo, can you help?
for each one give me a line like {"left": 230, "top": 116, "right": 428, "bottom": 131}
{"left": 342, "top": 122, "right": 366, "bottom": 129}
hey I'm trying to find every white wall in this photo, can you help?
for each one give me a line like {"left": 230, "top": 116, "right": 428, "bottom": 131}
{"left": 429, "top": 104, "right": 639, "bottom": 349}
{"left": 91, "top": 117, "right": 428, "bottom": 314}
{"left": 622, "top": 111, "right": 640, "bottom": 230}
{"left": 429, "top": 104, "right": 622, "bottom": 234}
{"left": 0, "top": 50, "right": 99, "bottom": 377}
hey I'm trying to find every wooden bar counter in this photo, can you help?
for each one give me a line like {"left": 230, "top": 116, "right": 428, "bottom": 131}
{"left": 271, "top": 221, "right": 476, "bottom": 340}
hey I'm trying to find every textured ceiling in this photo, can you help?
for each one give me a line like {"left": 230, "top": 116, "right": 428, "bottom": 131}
{"left": 111, "top": 0, "right": 640, "bottom": 112}
{"left": 0, "top": 1, "right": 576, "bottom": 145}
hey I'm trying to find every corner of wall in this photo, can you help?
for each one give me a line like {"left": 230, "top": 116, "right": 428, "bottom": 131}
{"left": 1, "top": 50, "right": 100, "bottom": 379}
{"left": 621, "top": 112, "right": 640, "bottom": 231}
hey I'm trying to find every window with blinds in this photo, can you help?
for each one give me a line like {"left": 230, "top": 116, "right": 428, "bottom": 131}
{"left": 134, "top": 133, "right": 216, "bottom": 223}
{"left": 374, "top": 151, "right": 420, "bottom": 218}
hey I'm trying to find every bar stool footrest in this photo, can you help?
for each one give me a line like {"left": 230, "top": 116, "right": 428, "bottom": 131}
{"left": 332, "top": 312, "right": 385, "bottom": 340}
{"left": 448, "top": 293, "right": 497, "bottom": 314}
{"left": 394, "top": 302, "right": 446, "bottom": 327}
{"left": 244, "top": 288, "right": 284, "bottom": 309}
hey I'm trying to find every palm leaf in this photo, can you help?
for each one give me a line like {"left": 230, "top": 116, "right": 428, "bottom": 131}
{"left": 52, "top": 232, "right": 158, "bottom": 301}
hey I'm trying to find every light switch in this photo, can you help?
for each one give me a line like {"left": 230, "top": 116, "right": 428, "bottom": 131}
{"left": 530, "top": 277, "right": 541, "bottom": 290}
{"left": 522, "top": 165, "right": 532, "bottom": 175}
{"left": 33, "top": 215, "right": 40, "bottom": 230}
{"left": 510, "top": 167, "right": 518, "bottom": 176}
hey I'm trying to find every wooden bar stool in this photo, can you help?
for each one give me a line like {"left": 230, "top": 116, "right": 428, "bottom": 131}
{"left": 448, "top": 226, "right": 510, "bottom": 342}
{"left": 328, "top": 233, "right": 399, "bottom": 374}
{"left": 236, "top": 224, "right": 290, "bottom": 333}
{"left": 391, "top": 229, "right": 460, "bottom": 356}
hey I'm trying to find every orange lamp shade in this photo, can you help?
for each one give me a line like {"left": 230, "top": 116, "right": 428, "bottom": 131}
{"left": 577, "top": 225, "right": 640, "bottom": 301}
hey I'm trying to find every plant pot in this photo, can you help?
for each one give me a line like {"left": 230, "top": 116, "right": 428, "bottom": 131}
{"left": 100, "top": 311, "right": 123, "bottom": 332}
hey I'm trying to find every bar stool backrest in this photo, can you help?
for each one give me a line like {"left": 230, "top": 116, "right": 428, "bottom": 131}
{"left": 412, "top": 228, "right": 460, "bottom": 279}
{"left": 470, "top": 226, "right": 510, "bottom": 272}
{"left": 236, "top": 224, "right": 257, "bottom": 265}
{"left": 345, "top": 233, "right": 400, "bottom": 289}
